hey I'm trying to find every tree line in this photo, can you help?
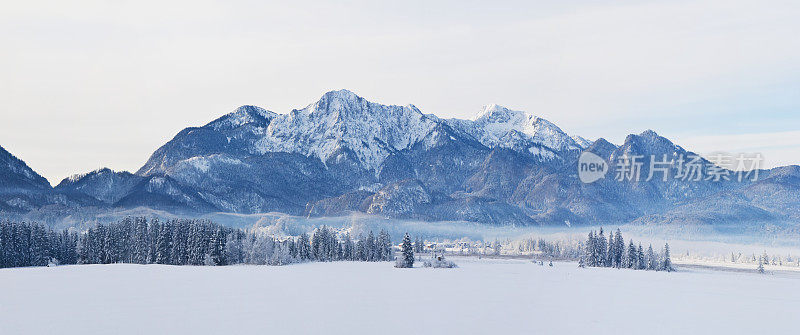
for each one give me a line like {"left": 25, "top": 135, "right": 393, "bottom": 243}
{"left": 0, "top": 221, "right": 78, "bottom": 268}
{"left": 503, "top": 237, "right": 584, "bottom": 260}
{"left": 0, "top": 218, "right": 394, "bottom": 268}
{"left": 581, "top": 228, "right": 673, "bottom": 272}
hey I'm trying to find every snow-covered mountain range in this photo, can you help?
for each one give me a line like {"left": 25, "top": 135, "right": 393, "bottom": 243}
{"left": 2, "top": 90, "right": 799, "bottom": 230}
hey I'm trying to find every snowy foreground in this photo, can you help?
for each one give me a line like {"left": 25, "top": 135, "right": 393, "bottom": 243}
{"left": 1, "top": 257, "right": 798, "bottom": 335}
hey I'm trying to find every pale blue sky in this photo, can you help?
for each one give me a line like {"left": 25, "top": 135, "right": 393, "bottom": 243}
{"left": 1, "top": 0, "right": 799, "bottom": 184}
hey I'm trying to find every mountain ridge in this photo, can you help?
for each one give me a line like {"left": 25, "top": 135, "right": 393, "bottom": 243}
{"left": 0, "top": 144, "right": 51, "bottom": 191}
{"left": 3, "top": 90, "right": 799, "bottom": 230}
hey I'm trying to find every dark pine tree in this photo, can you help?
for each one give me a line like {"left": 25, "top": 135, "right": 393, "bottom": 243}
{"left": 397, "top": 233, "right": 414, "bottom": 268}
{"left": 627, "top": 241, "right": 637, "bottom": 269}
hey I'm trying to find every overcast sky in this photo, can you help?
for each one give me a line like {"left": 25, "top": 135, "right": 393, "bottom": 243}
{"left": 2, "top": 0, "right": 799, "bottom": 184}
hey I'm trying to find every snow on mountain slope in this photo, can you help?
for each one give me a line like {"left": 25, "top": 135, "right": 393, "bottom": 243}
{"left": 571, "top": 135, "right": 592, "bottom": 149}
{"left": 142, "top": 90, "right": 587, "bottom": 177}
{"left": 446, "top": 104, "right": 582, "bottom": 159}
{"left": 137, "top": 106, "right": 276, "bottom": 176}
{"left": 56, "top": 168, "right": 142, "bottom": 204}
{"left": 206, "top": 105, "right": 278, "bottom": 131}
{"left": 254, "top": 89, "right": 440, "bottom": 172}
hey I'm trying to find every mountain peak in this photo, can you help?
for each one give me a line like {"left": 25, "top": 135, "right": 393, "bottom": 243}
{"left": 234, "top": 104, "right": 271, "bottom": 115}
{"left": 313, "top": 90, "right": 365, "bottom": 112}
{"left": 310, "top": 89, "right": 390, "bottom": 117}
{"left": 62, "top": 167, "right": 118, "bottom": 185}
{"left": 256, "top": 89, "right": 439, "bottom": 172}
{"left": 473, "top": 104, "right": 564, "bottom": 134}
{"left": 474, "top": 104, "right": 519, "bottom": 122}
{"left": 586, "top": 138, "right": 618, "bottom": 157}
{"left": 640, "top": 129, "right": 659, "bottom": 138}
{"left": 206, "top": 105, "right": 276, "bottom": 130}
{"left": 319, "top": 89, "right": 361, "bottom": 101}
{"left": 625, "top": 129, "right": 668, "bottom": 144}
{"left": 56, "top": 167, "right": 141, "bottom": 204}
{"left": 620, "top": 129, "right": 683, "bottom": 156}
{"left": 0, "top": 144, "right": 51, "bottom": 190}
{"left": 464, "top": 105, "right": 580, "bottom": 152}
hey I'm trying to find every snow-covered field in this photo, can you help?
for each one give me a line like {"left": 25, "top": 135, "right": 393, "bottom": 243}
{"left": 1, "top": 257, "right": 798, "bottom": 335}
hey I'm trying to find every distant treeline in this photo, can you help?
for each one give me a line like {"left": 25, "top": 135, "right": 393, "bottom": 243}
{"left": 582, "top": 228, "right": 674, "bottom": 272}
{"left": 496, "top": 237, "right": 584, "bottom": 260}
{"left": 0, "top": 218, "right": 394, "bottom": 269}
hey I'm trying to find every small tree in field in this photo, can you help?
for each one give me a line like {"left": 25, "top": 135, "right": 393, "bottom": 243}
{"left": 662, "top": 243, "right": 674, "bottom": 272}
{"left": 395, "top": 233, "right": 414, "bottom": 268}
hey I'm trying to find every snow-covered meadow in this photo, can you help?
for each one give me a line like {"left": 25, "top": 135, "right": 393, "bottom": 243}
{"left": 1, "top": 257, "right": 797, "bottom": 335}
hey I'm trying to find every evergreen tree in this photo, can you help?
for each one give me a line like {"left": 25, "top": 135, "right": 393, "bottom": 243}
{"left": 29, "top": 224, "right": 50, "bottom": 266}
{"left": 377, "top": 230, "right": 392, "bottom": 261}
{"left": 311, "top": 227, "right": 323, "bottom": 261}
{"left": 147, "top": 219, "right": 160, "bottom": 263}
{"left": 626, "top": 241, "right": 637, "bottom": 269}
{"left": 170, "top": 221, "right": 187, "bottom": 265}
{"left": 297, "top": 233, "right": 311, "bottom": 261}
{"left": 342, "top": 233, "right": 355, "bottom": 261}
{"left": 636, "top": 244, "right": 645, "bottom": 270}
{"left": 155, "top": 224, "right": 171, "bottom": 264}
{"left": 585, "top": 231, "right": 596, "bottom": 267}
{"left": 365, "top": 230, "right": 376, "bottom": 261}
{"left": 414, "top": 236, "right": 424, "bottom": 254}
{"left": 662, "top": 243, "right": 674, "bottom": 272}
{"left": 287, "top": 238, "right": 297, "bottom": 260}
{"left": 607, "top": 230, "right": 615, "bottom": 267}
{"left": 133, "top": 217, "right": 149, "bottom": 264}
{"left": 355, "top": 234, "right": 366, "bottom": 261}
{"left": 597, "top": 228, "right": 608, "bottom": 267}
{"left": 613, "top": 229, "right": 624, "bottom": 268}
{"left": 647, "top": 244, "right": 657, "bottom": 270}
{"left": 224, "top": 230, "right": 244, "bottom": 265}
{"left": 0, "top": 222, "right": 9, "bottom": 268}
{"left": 209, "top": 228, "right": 226, "bottom": 265}
{"left": 396, "top": 233, "right": 414, "bottom": 268}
